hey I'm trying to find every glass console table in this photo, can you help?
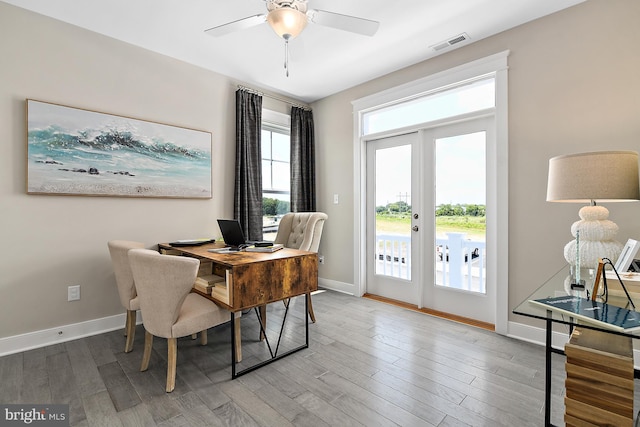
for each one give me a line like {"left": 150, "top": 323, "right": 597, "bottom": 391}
{"left": 513, "top": 265, "right": 640, "bottom": 427}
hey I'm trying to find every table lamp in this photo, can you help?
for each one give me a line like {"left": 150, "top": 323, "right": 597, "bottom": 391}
{"left": 546, "top": 150, "right": 640, "bottom": 287}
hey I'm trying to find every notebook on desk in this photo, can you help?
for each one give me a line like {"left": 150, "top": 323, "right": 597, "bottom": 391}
{"left": 217, "top": 219, "right": 271, "bottom": 249}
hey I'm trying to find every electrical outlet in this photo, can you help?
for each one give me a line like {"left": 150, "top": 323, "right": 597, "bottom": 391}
{"left": 319, "top": 255, "right": 325, "bottom": 265}
{"left": 68, "top": 285, "right": 80, "bottom": 301}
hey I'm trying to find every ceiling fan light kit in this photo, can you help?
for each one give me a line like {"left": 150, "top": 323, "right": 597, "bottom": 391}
{"left": 266, "top": 1, "right": 308, "bottom": 39}
{"left": 266, "top": 8, "right": 308, "bottom": 39}
{"left": 266, "top": 1, "right": 309, "bottom": 76}
{"left": 205, "top": 0, "right": 379, "bottom": 77}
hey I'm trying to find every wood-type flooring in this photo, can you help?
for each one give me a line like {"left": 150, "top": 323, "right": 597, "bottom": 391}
{"left": 2, "top": 289, "right": 636, "bottom": 426}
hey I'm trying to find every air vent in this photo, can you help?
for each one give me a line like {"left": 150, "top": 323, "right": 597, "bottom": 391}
{"left": 431, "top": 33, "right": 470, "bottom": 51}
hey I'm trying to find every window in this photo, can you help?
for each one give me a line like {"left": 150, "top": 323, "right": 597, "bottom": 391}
{"left": 261, "top": 123, "right": 290, "bottom": 238}
{"left": 362, "top": 76, "right": 495, "bottom": 136}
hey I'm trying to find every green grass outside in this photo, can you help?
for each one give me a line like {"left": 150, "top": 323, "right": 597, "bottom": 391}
{"left": 376, "top": 215, "right": 486, "bottom": 240}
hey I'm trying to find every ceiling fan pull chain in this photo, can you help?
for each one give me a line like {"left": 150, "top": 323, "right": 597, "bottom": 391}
{"left": 284, "top": 38, "right": 290, "bottom": 77}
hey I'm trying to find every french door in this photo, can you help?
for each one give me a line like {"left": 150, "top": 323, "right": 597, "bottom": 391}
{"left": 366, "top": 117, "right": 495, "bottom": 324}
{"left": 365, "top": 132, "right": 420, "bottom": 302}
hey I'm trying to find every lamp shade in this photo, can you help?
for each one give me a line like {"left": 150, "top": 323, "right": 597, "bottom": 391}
{"left": 267, "top": 7, "right": 308, "bottom": 39}
{"left": 547, "top": 151, "right": 640, "bottom": 203}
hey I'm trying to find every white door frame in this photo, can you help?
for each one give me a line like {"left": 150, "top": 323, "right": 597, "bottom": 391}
{"left": 352, "top": 51, "right": 509, "bottom": 334}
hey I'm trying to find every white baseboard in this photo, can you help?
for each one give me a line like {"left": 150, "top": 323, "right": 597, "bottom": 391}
{"left": 3, "top": 297, "right": 640, "bottom": 371}
{"left": 0, "top": 312, "right": 142, "bottom": 357}
{"left": 0, "top": 277, "right": 352, "bottom": 356}
{"left": 0, "top": 281, "right": 355, "bottom": 356}
{"left": 507, "top": 320, "right": 570, "bottom": 350}
{"left": 318, "top": 277, "right": 356, "bottom": 295}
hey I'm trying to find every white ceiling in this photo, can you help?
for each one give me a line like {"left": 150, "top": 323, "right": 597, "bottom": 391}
{"left": 3, "top": 0, "right": 586, "bottom": 103}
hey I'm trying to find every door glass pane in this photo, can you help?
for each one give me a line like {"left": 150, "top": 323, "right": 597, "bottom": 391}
{"left": 375, "top": 145, "right": 412, "bottom": 280}
{"left": 434, "top": 132, "right": 486, "bottom": 293}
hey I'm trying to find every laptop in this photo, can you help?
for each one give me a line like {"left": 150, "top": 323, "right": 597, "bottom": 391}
{"left": 217, "top": 219, "right": 273, "bottom": 249}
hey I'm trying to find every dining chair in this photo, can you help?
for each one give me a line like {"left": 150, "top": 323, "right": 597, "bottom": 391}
{"left": 107, "top": 240, "right": 145, "bottom": 353}
{"left": 128, "top": 248, "right": 231, "bottom": 392}
{"left": 273, "top": 212, "right": 328, "bottom": 323}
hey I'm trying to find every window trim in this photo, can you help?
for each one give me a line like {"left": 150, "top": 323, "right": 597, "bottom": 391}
{"left": 263, "top": 109, "right": 290, "bottom": 128}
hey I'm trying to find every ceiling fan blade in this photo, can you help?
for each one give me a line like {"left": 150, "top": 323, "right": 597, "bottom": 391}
{"left": 205, "top": 14, "right": 266, "bottom": 37}
{"left": 307, "top": 9, "right": 379, "bottom": 36}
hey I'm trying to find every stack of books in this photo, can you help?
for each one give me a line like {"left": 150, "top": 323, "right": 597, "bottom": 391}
{"left": 193, "top": 273, "right": 225, "bottom": 294}
{"left": 211, "top": 281, "right": 229, "bottom": 304}
{"left": 244, "top": 243, "right": 284, "bottom": 253}
{"left": 210, "top": 270, "right": 232, "bottom": 305}
{"left": 159, "top": 247, "right": 182, "bottom": 256}
{"left": 198, "top": 260, "right": 213, "bottom": 276}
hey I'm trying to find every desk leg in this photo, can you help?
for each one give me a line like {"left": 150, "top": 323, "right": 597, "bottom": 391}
{"left": 234, "top": 312, "right": 242, "bottom": 362}
{"left": 305, "top": 294, "right": 309, "bottom": 347}
{"left": 545, "top": 315, "right": 552, "bottom": 427}
{"left": 231, "top": 312, "right": 237, "bottom": 378}
{"left": 259, "top": 305, "right": 267, "bottom": 341}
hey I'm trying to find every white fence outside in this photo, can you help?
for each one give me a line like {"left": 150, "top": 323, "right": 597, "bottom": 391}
{"left": 376, "top": 234, "right": 412, "bottom": 279}
{"left": 376, "top": 232, "right": 486, "bottom": 293}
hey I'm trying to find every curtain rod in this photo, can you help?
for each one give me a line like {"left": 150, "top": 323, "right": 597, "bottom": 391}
{"left": 237, "top": 85, "right": 311, "bottom": 111}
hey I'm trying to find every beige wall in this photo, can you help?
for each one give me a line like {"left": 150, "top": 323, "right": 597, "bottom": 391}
{"left": 0, "top": 2, "right": 298, "bottom": 340}
{"left": 2, "top": 0, "right": 639, "bottom": 343}
{"left": 312, "top": 0, "right": 640, "bottom": 324}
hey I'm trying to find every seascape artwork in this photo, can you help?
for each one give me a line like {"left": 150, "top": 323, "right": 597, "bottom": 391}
{"left": 27, "top": 99, "right": 212, "bottom": 198}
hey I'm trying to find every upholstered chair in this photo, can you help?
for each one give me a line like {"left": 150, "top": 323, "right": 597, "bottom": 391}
{"left": 107, "top": 240, "right": 145, "bottom": 353}
{"left": 274, "top": 212, "right": 328, "bottom": 322}
{"left": 128, "top": 248, "right": 231, "bottom": 392}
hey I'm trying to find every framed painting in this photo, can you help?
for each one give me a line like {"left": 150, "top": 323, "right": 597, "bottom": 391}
{"left": 26, "top": 99, "right": 212, "bottom": 198}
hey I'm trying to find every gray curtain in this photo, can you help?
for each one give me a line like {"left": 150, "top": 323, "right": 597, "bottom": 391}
{"left": 290, "top": 106, "right": 316, "bottom": 212}
{"left": 234, "top": 89, "right": 263, "bottom": 241}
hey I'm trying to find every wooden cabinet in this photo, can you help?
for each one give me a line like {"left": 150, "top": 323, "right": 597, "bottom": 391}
{"left": 564, "top": 327, "right": 634, "bottom": 427}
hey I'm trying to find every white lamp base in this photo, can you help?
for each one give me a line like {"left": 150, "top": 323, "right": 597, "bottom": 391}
{"left": 563, "top": 205, "right": 623, "bottom": 269}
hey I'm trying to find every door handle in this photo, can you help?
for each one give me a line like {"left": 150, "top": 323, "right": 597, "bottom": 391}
{"left": 412, "top": 225, "right": 419, "bottom": 232}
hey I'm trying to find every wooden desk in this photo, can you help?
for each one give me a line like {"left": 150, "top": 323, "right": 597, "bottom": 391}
{"left": 158, "top": 242, "right": 318, "bottom": 378}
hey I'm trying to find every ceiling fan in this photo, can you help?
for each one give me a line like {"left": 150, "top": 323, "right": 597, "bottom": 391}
{"left": 205, "top": 0, "right": 380, "bottom": 76}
